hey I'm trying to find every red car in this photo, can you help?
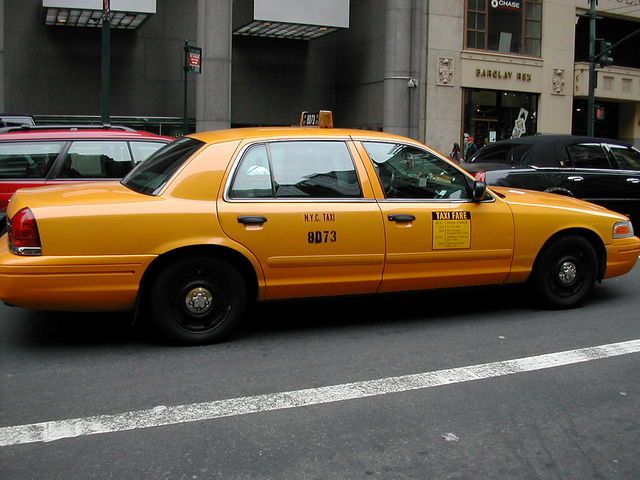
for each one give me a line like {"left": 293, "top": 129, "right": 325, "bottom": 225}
{"left": 0, "top": 125, "right": 173, "bottom": 212}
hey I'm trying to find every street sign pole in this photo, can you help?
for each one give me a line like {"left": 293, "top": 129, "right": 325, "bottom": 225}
{"left": 183, "top": 40, "right": 189, "bottom": 133}
{"left": 587, "top": 0, "right": 596, "bottom": 137}
{"left": 101, "top": 0, "right": 111, "bottom": 124}
{"left": 182, "top": 41, "right": 202, "bottom": 134}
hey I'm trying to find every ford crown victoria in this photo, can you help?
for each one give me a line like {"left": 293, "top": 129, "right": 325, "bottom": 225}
{"left": 1, "top": 117, "right": 639, "bottom": 344}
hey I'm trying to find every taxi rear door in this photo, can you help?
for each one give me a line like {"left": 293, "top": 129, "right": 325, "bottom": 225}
{"left": 217, "top": 138, "right": 385, "bottom": 300}
{"left": 356, "top": 140, "right": 515, "bottom": 292}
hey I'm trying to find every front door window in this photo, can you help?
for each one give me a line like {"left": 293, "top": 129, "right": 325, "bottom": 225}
{"left": 363, "top": 142, "right": 471, "bottom": 200}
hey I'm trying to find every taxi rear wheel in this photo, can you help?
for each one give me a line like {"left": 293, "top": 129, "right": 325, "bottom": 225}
{"left": 531, "top": 235, "right": 597, "bottom": 309}
{"left": 149, "top": 257, "right": 247, "bottom": 345}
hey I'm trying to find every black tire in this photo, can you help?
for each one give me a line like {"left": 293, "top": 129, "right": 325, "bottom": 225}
{"left": 148, "top": 256, "right": 247, "bottom": 345}
{"left": 530, "top": 235, "right": 597, "bottom": 309}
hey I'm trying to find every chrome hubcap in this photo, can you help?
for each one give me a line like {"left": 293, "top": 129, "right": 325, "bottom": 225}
{"left": 558, "top": 261, "right": 577, "bottom": 285}
{"left": 185, "top": 287, "right": 213, "bottom": 314}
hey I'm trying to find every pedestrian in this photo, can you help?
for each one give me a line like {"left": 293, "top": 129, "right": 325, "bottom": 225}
{"left": 449, "top": 142, "right": 462, "bottom": 164}
{"left": 463, "top": 132, "right": 470, "bottom": 158}
{"left": 465, "top": 136, "right": 478, "bottom": 161}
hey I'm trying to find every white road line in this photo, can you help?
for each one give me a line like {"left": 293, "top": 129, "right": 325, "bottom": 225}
{"left": 1, "top": 339, "right": 639, "bottom": 447}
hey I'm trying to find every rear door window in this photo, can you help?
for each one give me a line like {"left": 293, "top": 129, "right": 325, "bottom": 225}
{"left": 0, "top": 142, "right": 64, "bottom": 179}
{"left": 270, "top": 141, "right": 361, "bottom": 198}
{"left": 468, "top": 144, "right": 513, "bottom": 164}
{"left": 57, "top": 141, "right": 133, "bottom": 178}
{"left": 469, "top": 143, "right": 533, "bottom": 167}
{"left": 229, "top": 140, "right": 362, "bottom": 199}
{"left": 565, "top": 144, "right": 611, "bottom": 169}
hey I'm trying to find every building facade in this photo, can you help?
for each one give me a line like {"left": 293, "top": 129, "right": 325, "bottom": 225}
{"left": 1, "top": 0, "right": 639, "bottom": 152}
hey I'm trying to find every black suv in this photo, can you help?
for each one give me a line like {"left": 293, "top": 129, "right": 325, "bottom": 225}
{"left": 464, "top": 135, "right": 640, "bottom": 231}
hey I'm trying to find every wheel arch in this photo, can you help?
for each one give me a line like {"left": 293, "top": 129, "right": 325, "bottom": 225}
{"left": 531, "top": 228, "right": 606, "bottom": 282}
{"left": 136, "top": 244, "right": 259, "bottom": 321}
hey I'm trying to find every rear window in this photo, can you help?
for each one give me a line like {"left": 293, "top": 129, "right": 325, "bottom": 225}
{"left": 122, "top": 137, "right": 203, "bottom": 195}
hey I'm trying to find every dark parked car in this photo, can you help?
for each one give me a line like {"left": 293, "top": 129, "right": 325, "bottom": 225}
{"left": 0, "top": 113, "right": 36, "bottom": 128}
{"left": 464, "top": 135, "right": 640, "bottom": 231}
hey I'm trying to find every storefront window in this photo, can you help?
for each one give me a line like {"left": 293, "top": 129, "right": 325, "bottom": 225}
{"left": 466, "top": 0, "right": 542, "bottom": 57}
{"left": 462, "top": 88, "right": 538, "bottom": 156}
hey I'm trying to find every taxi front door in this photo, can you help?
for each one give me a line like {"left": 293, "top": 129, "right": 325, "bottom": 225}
{"left": 356, "top": 141, "right": 515, "bottom": 293}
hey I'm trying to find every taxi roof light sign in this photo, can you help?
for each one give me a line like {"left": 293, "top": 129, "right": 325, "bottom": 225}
{"left": 300, "top": 110, "right": 333, "bottom": 128}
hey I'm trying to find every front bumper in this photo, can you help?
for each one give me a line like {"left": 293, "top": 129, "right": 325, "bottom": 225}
{"left": 604, "top": 236, "right": 640, "bottom": 279}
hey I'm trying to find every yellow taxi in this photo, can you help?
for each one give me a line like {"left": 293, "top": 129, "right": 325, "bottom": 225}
{"left": 1, "top": 112, "right": 639, "bottom": 344}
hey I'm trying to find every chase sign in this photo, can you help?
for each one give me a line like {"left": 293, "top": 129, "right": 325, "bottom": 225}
{"left": 491, "top": 0, "right": 522, "bottom": 10}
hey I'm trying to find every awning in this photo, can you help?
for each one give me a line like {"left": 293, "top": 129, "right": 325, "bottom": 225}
{"left": 42, "top": 0, "right": 156, "bottom": 29}
{"left": 233, "top": 0, "right": 349, "bottom": 40}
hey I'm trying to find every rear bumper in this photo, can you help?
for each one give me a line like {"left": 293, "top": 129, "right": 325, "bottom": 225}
{"left": 0, "top": 241, "right": 155, "bottom": 311}
{"left": 604, "top": 236, "right": 640, "bottom": 279}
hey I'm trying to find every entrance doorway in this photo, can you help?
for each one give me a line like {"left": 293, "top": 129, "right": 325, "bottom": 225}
{"left": 469, "top": 118, "right": 498, "bottom": 147}
{"left": 463, "top": 88, "right": 538, "bottom": 154}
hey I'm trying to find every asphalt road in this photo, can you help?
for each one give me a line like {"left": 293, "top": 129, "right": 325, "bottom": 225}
{"left": 1, "top": 265, "right": 639, "bottom": 479}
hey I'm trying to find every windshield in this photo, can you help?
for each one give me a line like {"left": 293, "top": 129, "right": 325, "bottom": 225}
{"left": 122, "top": 137, "right": 204, "bottom": 195}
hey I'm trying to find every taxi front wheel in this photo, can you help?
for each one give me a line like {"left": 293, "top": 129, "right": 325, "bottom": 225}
{"left": 531, "top": 235, "right": 597, "bottom": 309}
{"left": 149, "top": 257, "right": 247, "bottom": 345}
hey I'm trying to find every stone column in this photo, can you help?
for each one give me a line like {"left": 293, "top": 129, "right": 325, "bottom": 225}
{"left": 423, "top": 0, "right": 464, "bottom": 154}
{"left": 383, "top": 0, "right": 413, "bottom": 137}
{"left": 196, "top": 0, "right": 232, "bottom": 132}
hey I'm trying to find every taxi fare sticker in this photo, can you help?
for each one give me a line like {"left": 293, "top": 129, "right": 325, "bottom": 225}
{"left": 432, "top": 211, "right": 471, "bottom": 250}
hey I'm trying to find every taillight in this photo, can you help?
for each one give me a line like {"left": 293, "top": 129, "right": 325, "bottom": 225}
{"left": 474, "top": 171, "right": 486, "bottom": 182}
{"left": 8, "top": 207, "right": 42, "bottom": 256}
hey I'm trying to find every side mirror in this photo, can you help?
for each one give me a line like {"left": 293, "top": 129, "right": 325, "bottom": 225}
{"left": 472, "top": 181, "right": 487, "bottom": 202}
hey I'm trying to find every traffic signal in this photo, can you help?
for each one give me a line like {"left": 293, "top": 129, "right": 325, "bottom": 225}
{"left": 597, "top": 38, "right": 614, "bottom": 67}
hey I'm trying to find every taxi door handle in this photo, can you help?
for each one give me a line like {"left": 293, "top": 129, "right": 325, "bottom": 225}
{"left": 626, "top": 178, "right": 640, "bottom": 184}
{"left": 567, "top": 176, "right": 584, "bottom": 182}
{"left": 388, "top": 214, "right": 416, "bottom": 223}
{"left": 237, "top": 216, "right": 267, "bottom": 225}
